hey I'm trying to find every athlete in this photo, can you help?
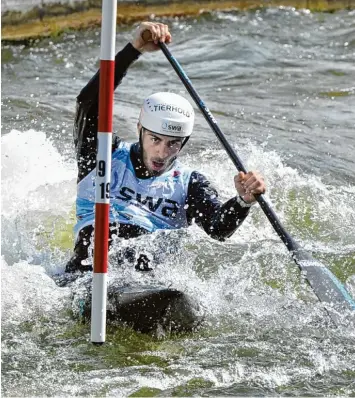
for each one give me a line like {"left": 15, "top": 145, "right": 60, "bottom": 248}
{"left": 65, "top": 21, "right": 266, "bottom": 274}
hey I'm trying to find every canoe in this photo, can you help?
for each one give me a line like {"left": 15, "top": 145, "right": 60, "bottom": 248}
{"left": 55, "top": 274, "right": 201, "bottom": 333}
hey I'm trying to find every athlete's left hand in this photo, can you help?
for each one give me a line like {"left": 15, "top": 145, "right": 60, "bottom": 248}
{"left": 131, "top": 22, "right": 172, "bottom": 53}
{"left": 234, "top": 171, "right": 266, "bottom": 204}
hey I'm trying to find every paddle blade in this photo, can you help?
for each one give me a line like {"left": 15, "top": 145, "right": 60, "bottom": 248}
{"left": 296, "top": 256, "right": 355, "bottom": 315}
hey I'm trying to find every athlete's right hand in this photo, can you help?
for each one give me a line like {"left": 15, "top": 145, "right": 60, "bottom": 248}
{"left": 131, "top": 22, "right": 172, "bottom": 53}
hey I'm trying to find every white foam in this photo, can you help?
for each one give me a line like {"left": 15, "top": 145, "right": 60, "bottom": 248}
{"left": 1, "top": 256, "right": 70, "bottom": 326}
{"left": 1, "top": 129, "right": 76, "bottom": 217}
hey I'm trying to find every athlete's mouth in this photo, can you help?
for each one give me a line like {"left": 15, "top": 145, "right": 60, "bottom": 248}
{"left": 151, "top": 160, "right": 166, "bottom": 171}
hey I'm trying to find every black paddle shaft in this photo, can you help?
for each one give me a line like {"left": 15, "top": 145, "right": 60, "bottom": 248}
{"left": 158, "top": 42, "right": 299, "bottom": 254}
{"left": 158, "top": 41, "right": 355, "bottom": 315}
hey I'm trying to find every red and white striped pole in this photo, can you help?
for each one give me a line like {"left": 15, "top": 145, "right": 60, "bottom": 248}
{"left": 91, "top": 0, "right": 117, "bottom": 345}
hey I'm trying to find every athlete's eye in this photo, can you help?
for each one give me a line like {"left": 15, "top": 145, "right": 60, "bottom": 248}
{"left": 151, "top": 136, "right": 159, "bottom": 142}
{"left": 168, "top": 141, "right": 181, "bottom": 148}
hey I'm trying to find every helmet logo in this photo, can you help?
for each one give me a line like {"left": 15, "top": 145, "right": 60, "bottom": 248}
{"left": 153, "top": 104, "right": 191, "bottom": 118}
{"left": 161, "top": 121, "right": 183, "bottom": 133}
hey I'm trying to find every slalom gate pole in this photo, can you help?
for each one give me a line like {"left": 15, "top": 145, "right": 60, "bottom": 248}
{"left": 91, "top": 0, "right": 117, "bottom": 345}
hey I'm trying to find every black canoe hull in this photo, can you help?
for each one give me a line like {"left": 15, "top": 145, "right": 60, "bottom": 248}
{"left": 54, "top": 273, "right": 201, "bottom": 333}
{"left": 79, "top": 284, "right": 200, "bottom": 333}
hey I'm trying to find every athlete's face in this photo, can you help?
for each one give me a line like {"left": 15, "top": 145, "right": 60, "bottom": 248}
{"left": 141, "top": 128, "right": 183, "bottom": 176}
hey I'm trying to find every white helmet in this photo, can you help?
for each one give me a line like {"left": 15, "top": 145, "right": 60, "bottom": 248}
{"left": 139, "top": 92, "right": 194, "bottom": 138}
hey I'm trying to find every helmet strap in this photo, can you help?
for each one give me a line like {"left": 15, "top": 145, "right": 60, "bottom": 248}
{"left": 139, "top": 126, "right": 145, "bottom": 162}
{"left": 180, "top": 136, "right": 190, "bottom": 150}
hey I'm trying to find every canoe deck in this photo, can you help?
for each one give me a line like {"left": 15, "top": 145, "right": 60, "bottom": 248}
{"left": 54, "top": 273, "right": 202, "bottom": 333}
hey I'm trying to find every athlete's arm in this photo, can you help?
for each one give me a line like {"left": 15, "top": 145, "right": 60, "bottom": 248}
{"left": 74, "top": 43, "right": 141, "bottom": 182}
{"left": 186, "top": 171, "right": 251, "bottom": 240}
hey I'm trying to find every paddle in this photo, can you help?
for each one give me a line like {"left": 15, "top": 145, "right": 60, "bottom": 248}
{"left": 144, "top": 32, "right": 355, "bottom": 323}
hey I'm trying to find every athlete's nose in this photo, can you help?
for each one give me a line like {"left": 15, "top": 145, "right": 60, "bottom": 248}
{"left": 156, "top": 142, "right": 170, "bottom": 159}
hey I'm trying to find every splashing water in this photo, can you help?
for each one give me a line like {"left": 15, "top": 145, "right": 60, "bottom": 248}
{"left": 2, "top": 8, "right": 355, "bottom": 396}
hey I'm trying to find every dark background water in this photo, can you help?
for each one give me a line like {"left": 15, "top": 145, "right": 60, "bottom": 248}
{"left": 2, "top": 9, "right": 355, "bottom": 184}
{"left": 2, "top": 8, "right": 355, "bottom": 396}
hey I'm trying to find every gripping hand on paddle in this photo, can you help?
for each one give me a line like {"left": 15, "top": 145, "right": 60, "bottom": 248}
{"left": 132, "top": 22, "right": 172, "bottom": 53}
{"left": 234, "top": 171, "right": 266, "bottom": 204}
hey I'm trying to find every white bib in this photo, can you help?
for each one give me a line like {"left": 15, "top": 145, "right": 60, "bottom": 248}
{"left": 74, "top": 142, "right": 192, "bottom": 238}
